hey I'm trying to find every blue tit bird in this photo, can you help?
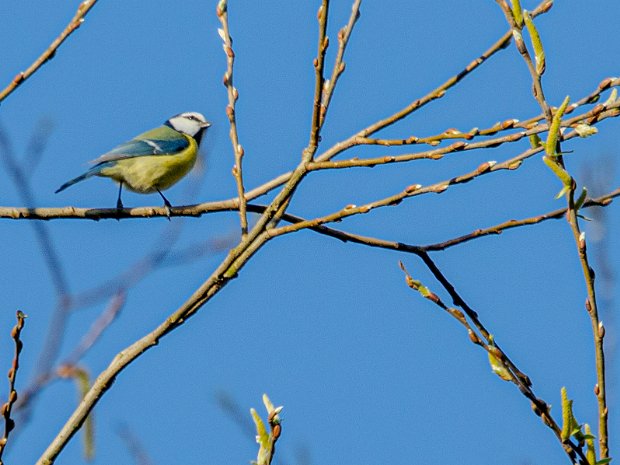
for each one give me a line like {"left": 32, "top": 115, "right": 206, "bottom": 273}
{"left": 55, "top": 111, "right": 211, "bottom": 215}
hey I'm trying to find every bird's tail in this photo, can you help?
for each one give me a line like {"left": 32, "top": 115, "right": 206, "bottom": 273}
{"left": 55, "top": 168, "right": 99, "bottom": 194}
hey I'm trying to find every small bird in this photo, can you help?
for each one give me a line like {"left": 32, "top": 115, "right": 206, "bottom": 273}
{"left": 55, "top": 111, "right": 211, "bottom": 215}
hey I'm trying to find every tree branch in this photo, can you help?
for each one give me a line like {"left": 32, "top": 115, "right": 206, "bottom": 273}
{"left": 0, "top": 0, "right": 99, "bottom": 104}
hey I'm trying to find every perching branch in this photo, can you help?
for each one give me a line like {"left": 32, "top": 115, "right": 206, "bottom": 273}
{"left": 1, "top": 82, "right": 617, "bottom": 222}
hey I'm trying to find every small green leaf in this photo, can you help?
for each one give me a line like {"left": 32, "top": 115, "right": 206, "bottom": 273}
{"left": 543, "top": 155, "right": 572, "bottom": 188}
{"left": 555, "top": 185, "right": 570, "bottom": 199}
{"left": 529, "top": 133, "right": 542, "bottom": 149}
{"left": 262, "top": 393, "right": 275, "bottom": 413}
{"left": 584, "top": 424, "right": 597, "bottom": 465}
{"left": 546, "top": 96, "right": 570, "bottom": 157}
{"left": 487, "top": 337, "right": 511, "bottom": 382}
{"left": 488, "top": 351, "right": 512, "bottom": 381}
{"left": 575, "top": 187, "right": 588, "bottom": 210}
{"left": 251, "top": 408, "right": 269, "bottom": 449}
{"left": 561, "top": 387, "right": 574, "bottom": 442}
{"left": 523, "top": 11, "right": 545, "bottom": 75}
{"left": 560, "top": 387, "right": 584, "bottom": 444}
{"left": 511, "top": 0, "right": 524, "bottom": 27}
{"left": 596, "top": 458, "right": 612, "bottom": 465}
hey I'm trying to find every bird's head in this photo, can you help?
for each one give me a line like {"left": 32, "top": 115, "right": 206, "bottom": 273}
{"left": 166, "top": 112, "right": 211, "bottom": 139}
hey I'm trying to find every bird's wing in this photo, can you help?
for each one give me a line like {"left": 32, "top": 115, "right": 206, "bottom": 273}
{"left": 90, "top": 137, "right": 189, "bottom": 164}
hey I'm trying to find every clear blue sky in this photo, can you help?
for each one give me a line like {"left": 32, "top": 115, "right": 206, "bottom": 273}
{"left": 0, "top": 1, "right": 618, "bottom": 464}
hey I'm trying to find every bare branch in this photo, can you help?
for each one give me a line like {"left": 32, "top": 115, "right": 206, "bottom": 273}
{"left": 217, "top": 1, "right": 248, "bottom": 239}
{"left": 0, "top": 311, "right": 27, "bottom": 465}
{"left": 0, "top": 0, "right": 99, "bottom": 104}
{"left": 398, "top": 263, "right": 588, "bottom": 465}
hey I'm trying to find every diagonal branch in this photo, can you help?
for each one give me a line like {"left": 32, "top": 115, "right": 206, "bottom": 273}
{"left": 398, "top": 263, "right": 588, "bottom": 465}
{"left": 0, "top": 0, "right": 99, "bottom": 104}
{"left": 319, "top": 0, "right": 361, "bottom": 126}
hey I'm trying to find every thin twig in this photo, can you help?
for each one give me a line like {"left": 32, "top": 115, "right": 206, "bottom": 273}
{"left": 244, "top": 188, "right": 620, "bottom": 258}
{"left": 566, "top": 184, "right": 609, "bottom": 458}
{"left": 0, "top": 311, "right": 27, "bottom": 465}
{"left": 398, "top": 264, "right": 588, "bottom": 465}
{"left": 319, "top": 0, "right": 361, "bottom": 126}
{"left": 423, "top": 187, "right": 620, "bottom": 251}
{"left": 0, "top": 0, "right": 99, "bottom": 104}
{"left": 336, "top": 76, "right": 619, "bottom": 149}
{"left": 304, "top": 0, "right": 330, "bottom": 162}
{"left": 495, "top": 1, "right": 552, "bottom": 121}
{"left": 63, "top": 291, "right": 126, "bottom": 365}
{"left": 217, "top": 1, "right": 248, "bottom": 239}
{"left": 309, "top": 95, "right": 620, "bottom": 171}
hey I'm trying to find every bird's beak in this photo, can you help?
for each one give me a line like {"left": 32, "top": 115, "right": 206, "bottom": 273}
{"left": 202, "top": 121, "right": 211, "bottom": 128}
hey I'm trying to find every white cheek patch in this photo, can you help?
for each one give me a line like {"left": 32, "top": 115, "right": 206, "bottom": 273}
{"left": 169, "top": 117, "right": 200, "bottom": 136}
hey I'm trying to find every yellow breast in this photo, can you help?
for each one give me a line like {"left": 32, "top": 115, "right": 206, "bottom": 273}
{"left": 98, "top": 135, "right": 198, "bottom": 193}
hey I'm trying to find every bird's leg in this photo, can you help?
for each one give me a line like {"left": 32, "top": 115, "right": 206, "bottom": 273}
{"left": 116, "top": 182, "right": 124, "bottom": 220}
{"left": 157, "top": 189, "right": 172, "bottom": 220}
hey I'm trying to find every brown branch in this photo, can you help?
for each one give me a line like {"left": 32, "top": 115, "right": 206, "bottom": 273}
{"left": 424, "top": 187, "right": 620, "bottom": 251}
{"left": 325, "top": 76, "right": 619, "bottom": 150}
{"left": 309, "top": 96, "right": 620, "bottom": 171}
{"left": 319, "top": 0, "right": 361, "bottom": 126}
{"left": 398, "top": 263, "right": 588, "bottom": 465}
{"left": 217, "top": 1, "right": 248, "bottom": 239}
{"left": 566, "top": 185, "right": 609, "bottom": 458}
{"left": 247, "top": 187, "right": 618, "bottom": 260}
{"left": 304, "top": 0, "right": 330, "bottom": 162}
{"left": 0, "top": 0, "right": 99, "bottom": 104}
{"left": 0, "top": 311, "right": 27, "bottom": 465}
{"left": 495, "top": 1, "right": 552, "bottom": 122}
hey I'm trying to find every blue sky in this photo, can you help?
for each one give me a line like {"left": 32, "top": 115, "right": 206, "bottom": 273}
{"left": 0, "top": 1, "right": 618, "bottom": 464}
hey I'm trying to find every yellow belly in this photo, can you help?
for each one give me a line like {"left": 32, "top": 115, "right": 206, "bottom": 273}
{"left": 98, "top": 138, "right": 197, "bottom": 193}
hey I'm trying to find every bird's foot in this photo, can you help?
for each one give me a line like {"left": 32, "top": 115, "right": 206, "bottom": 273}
{"left": 156, "top": 189, "right": 173, "bottom": 221}
{"left": 163, "top": 200, "right": 172, "bottom": 221}
{"left": 115, "top": 199, "right": 124, "bottom": 221}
